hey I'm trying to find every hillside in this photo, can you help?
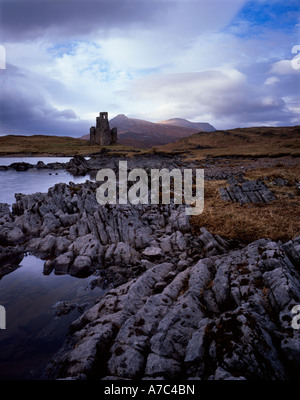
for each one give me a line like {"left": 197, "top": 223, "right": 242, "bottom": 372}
{"left": 81, "top": 114, "right": 215, "bottom": 148}
{"left": 158, "top": 118, "right": 215, "bottom": 132}
{"left": 0, "top": 125, "right": 299, "bottom": 158}
{"left": 154, "top": 125, "right": 300, "bottom": 160}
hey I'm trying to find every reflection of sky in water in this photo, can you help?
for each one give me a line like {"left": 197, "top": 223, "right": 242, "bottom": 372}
{"left": 0, "top": 157, "right": 73, "bottom": 166}
{"left": 0, "top": 157, "right": 94, "bottom": 206}
{"left": 0, "top": 158, "right": 101, "bottom": 379}
{"left": 0, "top": 255, "right": 105, "bottom": 379}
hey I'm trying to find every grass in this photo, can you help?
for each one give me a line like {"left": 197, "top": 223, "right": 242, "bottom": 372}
{"left": 0, "top": 135, "right": 149, "bottom": 157}
{"left": 190, "top": 166, "right": 300, "bottom": 243}
{"left": 1, "top": 126, "right": 300, "bottom": 159}
{"left": 155, "top": 126, "right": 300, "bottom": 160}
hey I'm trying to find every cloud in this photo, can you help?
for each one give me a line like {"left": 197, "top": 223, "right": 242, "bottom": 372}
{"left": 0, "top": 64, "right": 89, "bottom": 136}
{"left": 125, "top": 68, "right": 299, "bottom": 128}
{"left": 0, "top": 0, "right": 299, "bottom": 135}
{"left": 270, "top": 59, "right": 300, "bottom": 75}
{"left": 0, "top": 0, "right": 172, "bottom": 41}
{"left": 0, "top": 0, "right": 247, "bottom": 42}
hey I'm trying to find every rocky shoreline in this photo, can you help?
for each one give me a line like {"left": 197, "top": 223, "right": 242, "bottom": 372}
{"left": 47, "top": 236, "right": 300, "bottom": 380}
{"left": 0, "top": 153, "right": 299, "bottom": 380}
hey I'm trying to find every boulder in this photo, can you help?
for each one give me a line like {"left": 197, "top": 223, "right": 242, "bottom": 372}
{"left": 65, "top": 155, "right": 88, "bottom": 175}
{"left": 52, "top": 251, "right": 75, "bottom": 275}
{"left": 36, "top": 161, "right": 47, "bottom": 169}
{"left": 0, "top": 245, "right": 24, "bottom": 278}
{"left": 142, "top": 246, "right": 164, "bottom": 259}
{"left": 0, "top": 203, "right": 10, "bottom": 218}
{"left": 69, "top": 255, "right": 93, "bottom": 277}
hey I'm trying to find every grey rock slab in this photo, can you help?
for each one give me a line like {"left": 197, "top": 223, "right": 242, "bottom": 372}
{"left": 46, "top": 237, "right": 300, "bottom": 380}
{"left": 113, "top": 242, "right": 140, "bottom": 266}
{"left": 213, "top": 366, "right": 246, "bottom": 380}
{"left": 142, "top": 246, "right": 164, "bottom": 258}
{"left": 144, "top": 353, "right": 182, "bottom": 379}
{"left": 52, "top": 251, "right": 75, "bottom": 275}
{"left": 220, "top": 179, "right": 275, "bottom": 204}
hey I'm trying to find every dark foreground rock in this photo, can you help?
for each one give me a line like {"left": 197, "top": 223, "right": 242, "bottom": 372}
{"left": 46, "top": 236, "right": 300, "bottom": 380}
{"left": 0, "top": 166, "right": 192, "bottom": 283}
{"left": 0, "top": 155, "right": 299, "bottom": 380}
{"left": 1, "top": 153, "right": 183, "bottom": 176}
{"left": 0, "top": 156, "right": 232, "bottom": 281}
{"left": 0, "top": 245, "right": 24, "bottom": 279}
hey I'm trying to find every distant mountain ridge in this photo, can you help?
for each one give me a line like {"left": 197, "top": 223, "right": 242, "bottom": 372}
{"left": 81, "top": 114, "right": 216, "bottom": 148}
{"left": 158, "top": 118, "right": 216, "bottom": 132}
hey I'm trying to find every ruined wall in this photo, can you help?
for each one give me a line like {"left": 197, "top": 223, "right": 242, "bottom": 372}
{"left": 89, "top": 126, "right": 96, "bottom": 145}
{"left": 90, "top": 112, "right": 117, "bottom": 145}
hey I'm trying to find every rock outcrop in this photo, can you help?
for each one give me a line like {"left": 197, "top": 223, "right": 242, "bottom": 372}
{"left": 0, "top": 154, "right": 299, "bottom": 381}
{"left": 219, "top": 176, "right": 276, "bottom": 204}
{"left": 0, "top": 174, "right": 230, "bottom": 282}
{"left": 0, "top": 151, "right": 234, "bottom": 282}
{"left": 0, "top": 174, "right": 196, "bottom": 280}
{"left": 46, "top": 236, "right": 300, "bottom": 380}
{"left": 0, "top": 245, "right": 24, "bottom": 278}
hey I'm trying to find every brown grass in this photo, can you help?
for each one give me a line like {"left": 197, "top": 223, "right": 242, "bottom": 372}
{"left": 190, "top": 166, "right": 300, "bottom": 243}
{"left": 156, "top": 126, "right": 300, "bottom": 160}
{"left": 0, "top": 135, "right": 149, "bottom": 157}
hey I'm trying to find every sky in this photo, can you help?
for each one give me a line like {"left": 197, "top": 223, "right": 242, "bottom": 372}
{"left": 0, "top": 0, "right": 299, "bottom": 137}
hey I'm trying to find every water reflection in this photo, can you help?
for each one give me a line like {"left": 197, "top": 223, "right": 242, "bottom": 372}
{"left": 0, "top": 157, "right": 95, "bottom": 206}
{"left": 0, "top": 255, "right": 104, "bottom": 380}
{"left": 0, "top": 157, "right": 73, "bottom": 166}
{"left": 0, "top": 157, "right": 101, "bottom": 380}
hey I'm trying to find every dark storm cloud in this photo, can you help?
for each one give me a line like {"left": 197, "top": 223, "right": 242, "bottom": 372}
{"left": 0, "top": 64, "right": 88, "bottom": 136}
{"left": 0, "top": 0, "right": 171, "bottom": 41}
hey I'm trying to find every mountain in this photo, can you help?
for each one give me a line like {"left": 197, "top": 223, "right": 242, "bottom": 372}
{"left": 80, "top": 114, "right": 216, "bottom": 148}
{"left": 158, "top": 118, "right": 216, "bottom": 132}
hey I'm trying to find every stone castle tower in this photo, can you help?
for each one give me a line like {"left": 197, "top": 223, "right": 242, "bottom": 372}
{"left": 90, "top": 112, "right": 117, "bottom": 145}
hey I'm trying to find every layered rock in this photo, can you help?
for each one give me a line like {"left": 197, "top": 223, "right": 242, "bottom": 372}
{"left": 0, "top": 154, "right": 299, "bottom": 380}
{"left": 0, "top": 153, "right": 183, "bottom": 177}
{"left": 219, "top": 176, "right": 276, "bottom": 204}
{"left": 0, "top": 175, "right": 198, "bottom": 280}
{"left": 46, "top": 237, "right": 300, "bottom": 380}
{"left": 0, "top": 245, "right": 24, "bottom": 278}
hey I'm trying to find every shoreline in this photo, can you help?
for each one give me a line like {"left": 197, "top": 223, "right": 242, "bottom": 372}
{"left": 0, "top": 153, "right": 76, "bottom": 158}
{"left": 0, "top": 152, "right": 299, "bottom": 380}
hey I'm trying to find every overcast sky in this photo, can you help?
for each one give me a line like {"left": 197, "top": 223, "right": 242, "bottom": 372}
{"left": 0, "top": 0, "right": 299, "bottom": 137}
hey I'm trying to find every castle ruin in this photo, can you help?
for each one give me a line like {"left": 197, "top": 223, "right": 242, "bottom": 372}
{"left": 90, "top": 112, "right": 117, "bottom": 145}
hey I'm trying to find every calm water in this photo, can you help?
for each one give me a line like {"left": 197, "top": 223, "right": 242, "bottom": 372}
{"left": 0, "top": 256, "right": 104, "bottom": 380}
{"left": 0, "top": 157, "right": 73, "bottom": 166}
{"left": 0, "top": 157, "right": 93, "bottom": 206}
{"left": 0, "top": 158, "right": 101, "bottom": 380}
